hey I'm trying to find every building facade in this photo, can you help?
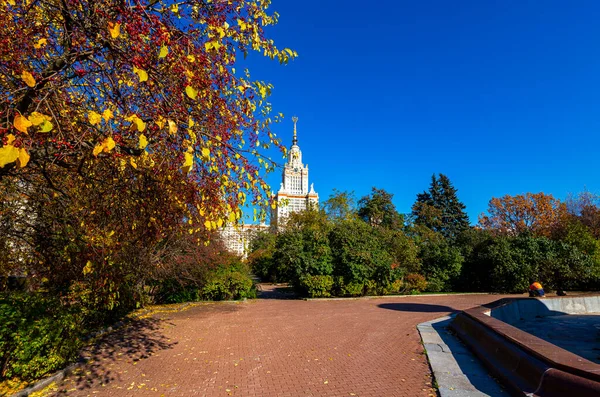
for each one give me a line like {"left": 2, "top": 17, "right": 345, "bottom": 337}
{"left": 220, "top": 223, "right": 269, "bottom": 259}
{"left": 220, "top": 117, "right": 318, "bottom": 257}
{"left": 272, "top": 117, "right": 319, "bottom": 227}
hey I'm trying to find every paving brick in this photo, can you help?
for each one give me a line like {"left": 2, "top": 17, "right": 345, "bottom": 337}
{"left": 52, "top": 294, "right": 510, "bottom": 396}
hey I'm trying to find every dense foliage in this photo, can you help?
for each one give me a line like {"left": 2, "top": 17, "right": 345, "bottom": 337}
{"left": 1, "top": 0, "right": 288, "bottom": 388}
{"left": 250, "top": 183, "right": 600, "bottom": 297}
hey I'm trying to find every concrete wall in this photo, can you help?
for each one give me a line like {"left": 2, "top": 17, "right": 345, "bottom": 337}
{"left": 488, "top": 296, "right": 600, "bottom": 325}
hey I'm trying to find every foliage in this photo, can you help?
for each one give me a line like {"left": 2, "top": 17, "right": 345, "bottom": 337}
{"left": 329, "top": 219, "right": 396, "bottom": 290}
{"left": 323, "top": 189, "right": 356, "bottom": 221}
{"left": 201, "top": 267, "right": 256, "bottom": 301}
{"left": 412, "top": 174, "right": 469, "bottom": 241}
{"left": 0, "top": 0, "right": 294, "bottom": 314}
{"left": 405, "top": 273, "right": 428, "bottom": 293}
{"left": 357, "top": 187, "right": 404, "bottom": 230}
{"left": 272, "top": 209, "right": 333, "bottom": 289}
{"left": 419, "top": 233, "right": 463, "bottom": 292}
{"left": 478, "top": 192, "right": 566, "bottom": 237}
{"left": 298, "top": 275, "right": 334, "bottom": 298}
{"left": 247, "top": 230, "right": 277, "bottom": 282}
{"left": 0, "top": 293, "right": 84, "bottom": 383}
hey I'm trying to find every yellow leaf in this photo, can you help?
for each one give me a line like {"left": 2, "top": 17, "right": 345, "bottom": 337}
{"left": 182, "top": 151, "right": 193, "bottom": 173}
{"left": 83, "top": 261, "right": 93, "bottom": 275}
{"left": 156, "top": 116, "right": 165, "bottom": 129}
{"left": 6, "top": 134, "right": 15, "bottom": 145}
{"left": 34, "top": 38, "right": 47, "bottom": 49}
{"left": 103, "top": 136, "right": 116, "bottom": 152}
{"left": 28, "top": 112, "right": 48, "bottom": 126}
{"left": 130, "top": 158, "right": 137, "bottom": 169}
{"left": 185, "top": 86, "right": 198, "bottom": 100}
{"left": 168, "top": 120, "right": 177, "bottom": 135}
{"left": 108, "top": 22, "right": 120, "bottom": 39}
{"left": 228, "top": 212, "right": 236, "bottom": 223}
{"left": 92, "top": 144, "right": 103, "bottom": 157}
{"left": 134, "top": 118, "right": 146, "bottom": 132}
{"left": 217, "top": 218, "right": 223, "bottom": 228}
{"left": 204, "top": 220, "right": 211, "bottom": 230}
{"left": 126, "top": 115, "right": 146, "bottom": 132}
{"left": 201, "top": 147, "right": 210, "bottom": 158}
{"left": 39, "top": 120, "right": 53, "bottom": 133}
{"left": 138, "top": 134, "right": 148, "bottom": 149}
{"left": 187, "top": 54, "right": 195, "bottom": 62}
{"left": 21, "top": 71, "right": 36, "bottom": 87}
{"left": 102, "top": 109, "right": 113, "bottom": 121}
{"left": 0, "top": 145, "right": 20, "bottom": 168}
{"left": 133, "top": 66, "right": 148, "bottom": 82}
{"left": 16, "top": 148, "right": 29, "bottom": 168}
{"left": 14, "top": 114, "right": 32, "bottom": 133}
{"left": 159, "top": 45, "right": 168, "bottom": 58}
{"left": 88, "top": 111, "right": 102, "bottom": 125}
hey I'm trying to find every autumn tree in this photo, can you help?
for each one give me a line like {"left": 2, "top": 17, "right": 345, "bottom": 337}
{"left": 478, "top": 192, "right": 566, "bottom": 237}
{"left": 564, "top": 190, "right": 600, "bottom": 238}
{"left": 0, "top": 1, "right": 296, "bottom": 307}
{"left": 412, "top": 174, "right": 469, "bottom": 241}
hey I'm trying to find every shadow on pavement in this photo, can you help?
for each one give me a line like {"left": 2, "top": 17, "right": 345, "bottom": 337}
{"left": 378, "top": 302, "right": 455, "bottom": 313}
{"left": 256, "top": 283, "right": 298, "bottom": 299}
{"left": 57, "top": 318, "right": 176, "bottom": 393}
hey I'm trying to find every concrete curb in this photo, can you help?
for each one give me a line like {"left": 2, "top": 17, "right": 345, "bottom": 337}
{"left": 417, "top": 315, "right": 508, "bottom": 397}
{"left": 305, "top": 292, "right": 491, "bottom": 302}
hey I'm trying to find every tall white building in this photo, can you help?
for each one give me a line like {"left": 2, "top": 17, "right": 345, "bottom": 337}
{"left": 272, "top": 117, "right": 319, "bottom": 227}
{"left": 220, "top": 117, "right": 318, "bottom": 257}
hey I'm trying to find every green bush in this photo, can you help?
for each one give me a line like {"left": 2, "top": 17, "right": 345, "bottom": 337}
{"left": 298, "top": 275, "right": 334, "bottom": 298}
{"left": 201, "top": 269, "right": 256, "bottom": 301}
{"left": 0, "top": 293, "right": 84, "bottom": 382}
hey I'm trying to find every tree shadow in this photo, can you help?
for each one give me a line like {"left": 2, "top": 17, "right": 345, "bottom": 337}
{"left": 55, "top": 317, "right": 176, "bottom": 393}
{"left": 378, "top": 303, "right": 456, "bottom": 313}
{"left": 256, "top": 283, "right": 298, "bottom": 299}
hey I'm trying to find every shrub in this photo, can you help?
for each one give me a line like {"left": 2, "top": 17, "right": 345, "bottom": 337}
{"left": 405, "top": 273, "right": 427, "bottom": 293}
{"left": 0, "top": 293, "right": 84, "bottom": 382}
{"left": 201, "top": 268, "right": 256, "bottom": 301}
{"left": 298, "top": 275, "right": 334, "bottom": 298}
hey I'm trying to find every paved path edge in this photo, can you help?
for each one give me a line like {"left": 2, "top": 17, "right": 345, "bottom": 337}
{"left": 305, "top": 292, "right": 490, "bottom": 301}
{"left": 417, "top": 315, "right": 508, "bottom": 397}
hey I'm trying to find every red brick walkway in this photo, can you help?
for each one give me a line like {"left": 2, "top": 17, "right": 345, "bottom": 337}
{"left": 52, "top": 294, "right": 510, "bottom": 397}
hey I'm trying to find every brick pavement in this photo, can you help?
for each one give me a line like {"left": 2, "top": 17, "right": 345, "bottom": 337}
{"left": 51, "top": 294, "right": 510, "bottom": 397}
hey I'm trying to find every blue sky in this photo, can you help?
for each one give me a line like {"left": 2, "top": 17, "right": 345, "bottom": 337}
{"left": 243, "top": 0, "right": 600, "bottom": 223}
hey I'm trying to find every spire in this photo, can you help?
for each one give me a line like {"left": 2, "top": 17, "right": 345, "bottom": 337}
{"left": 292, "top": 116, "right": 298, "bottom": 145}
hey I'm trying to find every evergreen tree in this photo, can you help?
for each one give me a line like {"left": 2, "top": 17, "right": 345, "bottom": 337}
{"left": 412, "top": 174, "right": 469, "bottom": 240}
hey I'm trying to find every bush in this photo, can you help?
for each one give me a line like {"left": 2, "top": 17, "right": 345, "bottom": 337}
{"left": 0, "top": 293, "right": 84, "bottom": 383}
{"left": 405, "top": 273, "right": 427, "bottom": 293}
{"left": 298, "top": 275, "right": 334, "bottom": 298}
{"left": 202, "top": 268, "right": 256, "bottom": 301}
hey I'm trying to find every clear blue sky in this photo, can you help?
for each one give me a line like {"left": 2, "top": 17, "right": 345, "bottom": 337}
{"left": 243, "top": 0, "right": 600, "bottom": 223}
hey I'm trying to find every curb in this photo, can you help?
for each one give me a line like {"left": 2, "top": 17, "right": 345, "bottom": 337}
{"left": 305, "top": 292, "right": 491, "bottom": 302}
{"left": 417, "top": 315, "right": 508, "bottom": 397}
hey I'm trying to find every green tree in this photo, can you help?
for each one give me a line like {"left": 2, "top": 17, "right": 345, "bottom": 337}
{"left": 418, "top": 233, "right": 464, "bottom": 292}
{"left": 247, "top": 230, "right": 277, "bottom": 282}
{"left": 412, "top": 174, "right": 469, "bottom": 241}
{"left": 272, "top": 209, "right": 333, "bottom": 288}
{"left": 328, "top": 219, "right": 397, "bottom": 294}
{"left": 357, "top": 187, "right": 404, "bottom": 230}
{"left": 323, "top": 189, "right": 356, "bottom": 221}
